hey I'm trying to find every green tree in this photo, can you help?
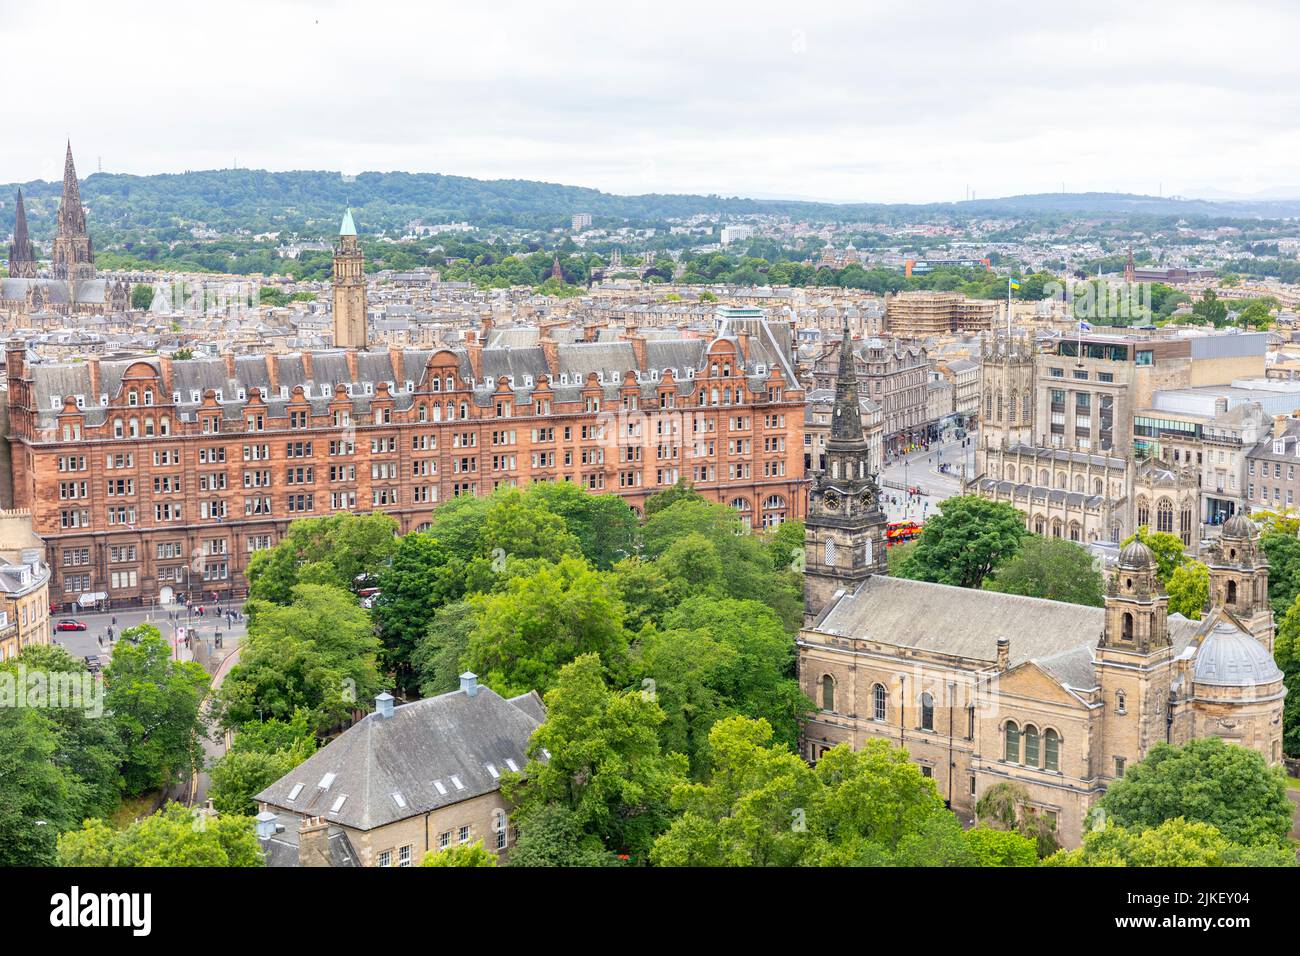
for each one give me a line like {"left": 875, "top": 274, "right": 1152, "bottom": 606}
{"left": 644, "top": 478, "right": 704, "bottom": 518}
{"left": 1165, "top": 560, "right": 1210, "bottom": 619}
{"left": 975, "top": 781, "right": 1061, "bottom": 858}
{"left": 1189, "top": 288, "right": 1229, "bottom": 327}
{"left": 502, "top": 654, "right": 688, "bottom": 857}
{"left": 1261, "top": 531, "right": 1300, "bottom": 616}
{"left": 983, "top": 536, "right": 1103, "bottom": 606}
{"left": 1049, "top": 817, "right": 1295, "bottom": 867}
{"left": 130, "top": 283, "right": 155, "bottom": 310}
{"left": 209, "top": 711, "right": 317, "bottom": 816}
{"left": 412, "top": 599, "right": 478, "bottom": 697}
{"left": 420, "top": 840, "right": 497, "bottom": 866}
{"left": 1270, "top": 594, "right": 1300, "bottom": 755}
{"left": 466, "top": 556, "right": 629, "bottom": 697}
{"left": 1090, "top": 738, "right": 1292, "bottom": 848}
{"left": 105, "top": 625, "right": 210, "bottom": 797}
{"left": 0, "top": 706, "right": 85, "bottom": 865}
{"left": 219, "top": 584, "right": 381, "bottom": 732}
{"left": 963, "top": 826, "right": 1040, "bottom": 866}
{"left": 506, "top": 804, "right": 621, "bottom": 866}
{"left": 641, "top": 596, "right": 810, "bottom": 772}
{"left": 521, "top": 482, "right": 638, "bottom": 569}
{"left": 650, "top": 716, "right": 819, "bottom": 867}
{"left": 58, "top": 803, "right": 264, "bottom": 867}
{"left": 895, "top": 496, "right": 1027, "bottom": 589}
{"left": 374, "top": 532, "right": 462, "bottom": 691}
{"left": 246, "top": 512, "right": 398, "bottom": 608}
{"left": 2, "top": 645, "right": 123, "bottom": 821}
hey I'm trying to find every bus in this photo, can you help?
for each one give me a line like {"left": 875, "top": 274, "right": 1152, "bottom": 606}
{"left": 886, "top": 520, "right": 922, "bottom": 545}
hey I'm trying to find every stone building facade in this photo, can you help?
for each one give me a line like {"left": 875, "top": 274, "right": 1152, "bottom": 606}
{"left": 800, "top": 378, "right": 1286, "bottom": 849}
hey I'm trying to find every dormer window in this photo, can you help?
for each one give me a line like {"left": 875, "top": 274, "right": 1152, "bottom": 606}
{"left": 128, "top": 390, "right": 138, "bottom": 406}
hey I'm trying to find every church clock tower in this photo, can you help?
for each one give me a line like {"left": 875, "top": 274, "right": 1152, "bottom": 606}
{"left": 803, "top": 318, "right": 888, "bottom": 626}
{"left": 332, "top": 208, "right": 367, "bottom": 349}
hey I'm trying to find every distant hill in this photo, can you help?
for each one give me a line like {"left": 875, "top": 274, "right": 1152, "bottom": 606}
{"left": 2, "top": 168, "right": 1297, "bottom": 241}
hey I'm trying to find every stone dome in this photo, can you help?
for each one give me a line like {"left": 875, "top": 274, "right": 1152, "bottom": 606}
{"left": 1117, "top": 539, "right": 1156, "bottom": 570}
{"left": 1221, "top": 514, "right": 1255, "bottom": 539}
{"left": 1193, "top": 622, "right": 1283, "bottom": 687}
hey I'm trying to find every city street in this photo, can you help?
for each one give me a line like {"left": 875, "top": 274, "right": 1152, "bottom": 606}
{"left": 52, "top": 602, "right": 247, "bottom": 671}
{"left": 878, "top": 428, "right": 978, "bottom": 524}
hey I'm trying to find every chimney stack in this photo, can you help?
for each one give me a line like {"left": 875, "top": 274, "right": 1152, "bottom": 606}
{"left": 996, "top": 636, "right": 1010, "bottom": 670}
{"left": 375, "top": 691, "right": 394, "bottom": 719}
{"left": 255, "top": 810, "right": 278, "bottom": 841}
{"left": 298, "top": 817, "right": 332, "bottom": 867}
{"left": 460, "top": 672, "right": 479, "bottom": 698}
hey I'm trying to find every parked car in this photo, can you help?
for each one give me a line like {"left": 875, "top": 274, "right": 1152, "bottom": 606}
{"left": 83, "top": 655, "right": 103, "bottom": 673}
{"left": 56, "top": 619, "right": 88, "bottom": 632}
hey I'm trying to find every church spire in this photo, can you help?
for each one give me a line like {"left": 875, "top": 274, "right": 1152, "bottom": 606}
{"left": 51, "top": 141, "right": 94, "bottom": 281}
{"left": 57, "top": 141, "right": 87, "bottom": 236}
{"left": 7, "top": 189, "right": 37, "bottom": 278}
{"left": 828, "top": 316, "right": 866, "bottom": 447}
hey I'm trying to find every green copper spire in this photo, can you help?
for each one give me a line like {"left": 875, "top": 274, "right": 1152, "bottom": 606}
{"left": 339, "top": 207, "right": 357, "bottom": 237}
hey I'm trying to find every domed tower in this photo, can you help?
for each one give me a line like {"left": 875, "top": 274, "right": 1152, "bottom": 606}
{"left": 1187, "top": 621, "right": 1286, "bottom": 764}
{"left": 803, "top": 316, "right": 888, "bottom": 626}
{"left": 1205, "top": 514, "right": 1273, "bottom": 651}
{"left": 1097, "top": 540, "right": 1175, "bottom": 780}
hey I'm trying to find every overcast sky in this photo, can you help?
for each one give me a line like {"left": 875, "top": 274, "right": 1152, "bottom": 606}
{"left": 4, "top": 0, "right": 1298, "bottom": 204}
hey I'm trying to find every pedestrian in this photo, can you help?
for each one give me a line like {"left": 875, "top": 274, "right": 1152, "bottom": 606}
{"left": 97, "top": 636, "right": 103, "bottom": 648}
{"left": 111, "top": 615, "right": 117, "bottom": 626}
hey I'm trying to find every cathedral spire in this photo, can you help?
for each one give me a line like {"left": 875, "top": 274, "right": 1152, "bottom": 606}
{"left": 51, "top": 141, "right": 94, "bottom": 281}
{"left": 7, "top": 189, "right": 37, "bottom": 278}
{"left": 58, "top": 141, "right": 87, "bottom": 236}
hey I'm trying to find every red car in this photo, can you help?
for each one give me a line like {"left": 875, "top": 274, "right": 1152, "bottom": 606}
{"left": 56, "top": 619, "right": 88, "bottom": 632}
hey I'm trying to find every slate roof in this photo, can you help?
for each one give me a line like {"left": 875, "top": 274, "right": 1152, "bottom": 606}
{"left": 255, "top": 682, "right": 543, "bottom": 832}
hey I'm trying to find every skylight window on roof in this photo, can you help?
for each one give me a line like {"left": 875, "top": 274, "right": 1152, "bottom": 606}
{"left": 329, "top": 794, "right": 347, "bottom": 814}
{"left": 391, "top": 792, "right": 407, "bottom": 809}
{"left": 318, "top": 772, "right": 336, "bottom": 790}
{"left": 450, "top": 775, "right": 465, "bottom": 790}
{"left": 486, "top": 763, "right": 499, "bottom": 778}
{"left": 505, "top": 759, "right": 519, "bottom": 772}
{"left": 433, "top": 780, "right": 448, "bottom": 795}
{"left": 287, "top": 783, "right": 304, "bottom": 801}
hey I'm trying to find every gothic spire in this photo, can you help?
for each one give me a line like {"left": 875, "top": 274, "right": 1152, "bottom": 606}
{"left": 57, "top": 141, "right": 87, "bottom": 237}
{"left": 12, "top": 189, "right": 29, "bottom": 248}
{"left": 7, "top": 189, "right": 37, "bottom": 278}
{"left": 829, "top": 316, "right": 866, "bottom": 445}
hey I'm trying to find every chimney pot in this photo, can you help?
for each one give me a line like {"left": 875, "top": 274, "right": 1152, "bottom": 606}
{"left": 460, "top": 672, "right": 479, "bottom": 697}
{"left": 255, "top": 810, "right": 278, "bottom": 840}
{"left": 375, "top": 691, "right": 394, "bottom": 718}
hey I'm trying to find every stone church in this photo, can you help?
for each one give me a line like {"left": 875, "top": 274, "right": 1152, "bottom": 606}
{"left": 1, "top": 143, "right": 129, "bottom": 316}
{"left": 799, "top": 320, "right": 1285, "bottom": 848}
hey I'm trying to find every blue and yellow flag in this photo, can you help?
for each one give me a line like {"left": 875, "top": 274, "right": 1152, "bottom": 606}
{"left": 1008, "top": 278, "right": 1021, "bottom": 291}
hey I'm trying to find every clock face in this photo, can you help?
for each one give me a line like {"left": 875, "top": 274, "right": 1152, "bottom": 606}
{"left": 860, "top": 489, "right": 875, "bottom": 509}
{"left": 824, "top": 491, "right": 841, "bottom": 510}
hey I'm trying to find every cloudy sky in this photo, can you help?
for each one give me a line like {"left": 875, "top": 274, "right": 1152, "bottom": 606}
{"left": 4, "top": 0, "right": 1298, "bottom": 203}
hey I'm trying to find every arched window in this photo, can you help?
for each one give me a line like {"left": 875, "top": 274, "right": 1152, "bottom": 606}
{"left": 1022, "top": 393, "right": 1031, "bottom": 420}
{"left": 873, "top": 683, "right": 886, "bottom": 722}
{"left": 1156, "top": 498, "right": 1174, "bottom": 534}
{"left": 821, "top": 675, "right": 835, "bottom": 712}
{"left": 1136, "top": 497, "right": 1149, "bottom": 527}
{"left": 1034, "top": 515, "right": 1045, "bottom": 535}
{"left": 824, "top": 539, "right": 837, "bottom": 567}
{"left": 920, "top": 693, "right": 934, "bottom": 731}
{"left": 1121, "top": 612, "right": 1134, "bottom": 642}
{"left": 1044, "top": 729, "right": 1060, "bottom": 771}
{"left": 1023, "top": 725, "right": 1040, "bottom": 767}
{"left": 1226, "top": 580, "right": 1237, "bottom": 605}
{"left": 1116, "top": 690, "right": 1127, "bottom": 714}
{"left": 1004, "top": 721, "right": 1021, "bottom": 763}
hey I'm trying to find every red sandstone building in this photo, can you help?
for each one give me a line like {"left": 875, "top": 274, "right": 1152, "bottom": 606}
{"left": 5, "top": 326, "right": 806, "bottom": 609}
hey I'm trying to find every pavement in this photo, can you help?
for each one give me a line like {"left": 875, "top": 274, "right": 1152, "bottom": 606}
{"left": 878, "top": 430, "right": 978, "bottom": 524}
